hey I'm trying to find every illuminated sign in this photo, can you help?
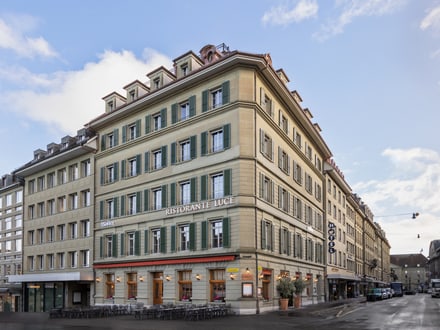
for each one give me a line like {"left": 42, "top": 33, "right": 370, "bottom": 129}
{"left": 165, "top": 196, "right": 234, "bottom": 216}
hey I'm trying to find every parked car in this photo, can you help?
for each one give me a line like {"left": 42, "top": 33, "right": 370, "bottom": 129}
{"left": 367, "top": 288, "right": 383, "bottom": 301}
{"left": 383, "top": 288, "right": 392, "bottom": 299}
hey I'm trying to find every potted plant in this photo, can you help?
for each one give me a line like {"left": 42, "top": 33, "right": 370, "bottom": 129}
{"left": 293, "top": 278, "right": 306, "bottom": 308}
{"left": 276, "top": 277, "right": 294, "bottom": 310}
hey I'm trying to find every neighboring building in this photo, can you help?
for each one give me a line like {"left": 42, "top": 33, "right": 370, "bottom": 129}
{"left": 0, "top": 174, "right": 23, "bottom": 311}
{"left": 427, "top": 239, "right": 440, "bottom": 280}
{"left": 324, "top": 160, "right": 357, "bottom": 300}
{"left": 8, "top": 128, "right": 97, "bottom": 312}
{"left": 375, "top": 222, "right": 391, "bottom": 284}
{"left": 88, "top": 44, "right": 332, "bottom": 314}
{"left": 390, "top": 254, "right": 428, "bottom": 292}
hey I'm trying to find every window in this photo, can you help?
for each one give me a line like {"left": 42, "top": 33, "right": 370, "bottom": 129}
{"left": 293, "top": 197, "right": 302, "bottom": 220}
{"left": 47, "top": 254, "right": 54, "bottom": 269}
{"left": 200, "top": 170, "right": 231, "bottom": 201}
{"left": 153, "top": 112, "right": 162, "bottom": 130}
{"left": 202, "top": 81, "right": 230, "bottom": 112}
{"left": 58, "top": 168, "right": 67, "bottom": 184}
{"left": 47, "top": 226, "right": 54, "bottom": 242}
{"left": 179, "top": 271, "right": 192, "bottom": 301}
{"left": 145, "top": 108, "right": 167, "bottom": 134}
{"left": 145, "top": 146, "right": 167, "bottom": 172}
{"left": 180, "top": 181, "right": 191, "bottom": 205}
{"left": 127, "top": 194, "right": 138, "bottom": 215}
{"left": 104, "top": 235, "right": 116, "bottom": 258}
{"left": 81, "top": 250, "right": 90, "bottom": 267}
{"left": 201, "top": 124, "right": 231, "bottom": 156}
{"left": 107, "top": 199, "right": 115, "bottom": 219}
{"left": 28, "top": 230, "right": 35, "bottom": 245}
{"left": 305, "top": 205, "right": 313, "bottom": 225}
{"left": 106, "top": 164, "right": 116, "bottom": 183}
{"left": 16, "top": 190, "right": 23, "bottom": 203}
{"left": 38, "top": 255, "right": 44, "bottom": 270}
{"left": 81, "top": 159, "right": 91, "bottom": 177}
{"left": 81, "top": 220, "right": 90, "bottom": 237}
{"left": 37, "top": 228, "right": 44, "bottom": 244}
{"left": 179, "top": 224, "right": 190, "bottom": 251}
{"left": 280, "top": 228, "right": 290, "bottom": 255}
{"left": 279, "top": 111, "right": 288, "bottom": 134}
{"left": 69, "top": 164, "right": 79, "bottom": 181}
{"left": 278, "top": 148, "right": 290, "bottom": 174}
{"left": 47, "top": 172, "right": 55, "bottom": 188}
{"left": 81, "top": 189, "right": 91, "bottom": 207}
{"left": 305, "top": 173, "right": 313, "bottom": 194}
{"left": 211, "top": 88, "right": 223, "bottom": 109}
{"left": 28, "top": 180, "right": 35, "bottom": 194}
{"left": 211, "top": 220, "right": 223, "bottom": 248}
{"left": 127, "top": 232, "right": 136, "bottom": 256}
{"left": 47, "top": 199, "right": 55, "bottom": 215}
{"left": 152, "top": 229, "right": 161, "bottom": 254}
{"left": 171, "top": 136, "right": 196, "bottom": 164}
{"left": 180, "top": 63, "right": 188, "bottom": 76}
{"left": 305, "top": 143, "right": 312, "bottom": 160}
{"left": 209, "top": 269, "right": 226, "bottom": 302}
{"left": 69, "top": 193, "right": 78, "bottom": 210}
{"left": 294, "top": 233, "right": 303, "bottom": 258}
{"left": 293, "top": 161, "right": 302, "bottom": 185}
{"left": 260, "top": 173, "right": 274, "bottom": 203}
{"left": 28, "top": 205, "right": 35, "bottom": 219}
{"left": 58, "top": 224, "right": 66, "bottom": 241}
{"left": 58, "top": 252, "right": 65, "bottom": 269}
{"left": 128, "top": 156, "right": 139, "bottom": 177}
{"left": 261, "top": 220, "right": 273, "bottom": 250}
{"left": 122, "top": 120, "right": 140, "bottom": 142}
{"left": 37, "top": 176, "right": 45, "bottom": 191}
{"left": 108, "top": 133, "right": 115, "bottom": 148}
{"left": 260, "top": 129, "right": 273, "bottom": 160}
{"left": 28, "top": 256, "right": 34, "bottom": 271}
{"left": 58, "top": 196, "right": 66, "bottom": 212}
{"left": 278, "top": 187, "right": 289, "bottom": 212}
{"left": 294, "top": 129, "right": 302, "bottom": 149}
{"left": 212, "top": 173, "right": 224, "bottom": 199}
{"left": 37, "top": 202, "right": 44, "bottom": 217}
{"left": 153, "top": 188, "right": 162, "bottom": 210}
{"left": 69, "top": 251, "right": 77, "bottom": 268}
{"left": 69, "top": 222, "right": 77, "bottom": 239}
{"left": 315, "top": 183, "right": 322, "bottom": 202}
{"left": 171, "top": 96, "right": 195, "bottom": 123}
{"left": 127, "top": 273, "right": 137, "bottom": 299}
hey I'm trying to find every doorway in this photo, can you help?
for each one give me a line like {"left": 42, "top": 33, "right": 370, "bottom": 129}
{"left": 152, "top": 272, "right": 163, "bottom": 305}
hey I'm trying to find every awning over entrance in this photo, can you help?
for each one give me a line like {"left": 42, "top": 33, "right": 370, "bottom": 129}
{"left": 327, "top": 274, "right": 360, "bottom": 281}
{"left": 7, "top": 271, "right": 94, "bottom": 283}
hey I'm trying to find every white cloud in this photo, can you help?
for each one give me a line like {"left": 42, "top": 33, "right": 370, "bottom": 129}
{"left": 262, "top": 0, "right": 318, "bottom": 26}
{"left": 0, "top": 48, "right": 172, "bottom": 135}
{"left": 313, "top": 0, "right": 407, "bottom": 41}
{"left": 420, "top": 5, "right": 440, "bottom": 32}
{"left": 0, "top": 14, "right": 57, "bottom": 58}
{"left": 353, "top": 147, "right": 440, "bottom": 254}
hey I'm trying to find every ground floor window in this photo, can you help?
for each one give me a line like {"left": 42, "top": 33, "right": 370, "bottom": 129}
{"left": 260, "top": 268, "right": 272, "bottom": 301}
{"left": 105, "top": 273, "right": 115, "bottom": 299}
{"left": 178, "top": 270, "right": 192, "bottom": 301}
{"left": 209, "top": 269, "right": 226, "bottom": 302}
{"left": 127, "top": 272, "right": 137, "bottom": 299}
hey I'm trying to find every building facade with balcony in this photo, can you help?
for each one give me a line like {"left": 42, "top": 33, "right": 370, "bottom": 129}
{"left": 8, "top": 129, "right": 97, "bottom": 312}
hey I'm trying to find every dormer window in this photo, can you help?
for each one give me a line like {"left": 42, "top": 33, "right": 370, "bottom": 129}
{"left": 129, "top": 89, "right": 136, "bottom": 102}
{"left": 107, "top": 100, "right": 114, "bottom": 111}
{"left": 181, "top": 64, "right": 188, "bottom": 76}
{"left": 153, "top": 78, "right": 160, "bottom": 89}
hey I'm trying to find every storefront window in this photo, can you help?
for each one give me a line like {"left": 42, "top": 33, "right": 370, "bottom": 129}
{"left": 209, "top": 269, "right": 226, "bottom": 302}
{"left": 261, "top": 268, "right": 272, "bottom": 301}
{"left": 127, "top": 273, "right": 137, "bottom": 299}
{"left": 105, "top": 274, "right": 115, "bottom": 299}
{"left": 178, "top": 271, "right": 192, "bottom": 301}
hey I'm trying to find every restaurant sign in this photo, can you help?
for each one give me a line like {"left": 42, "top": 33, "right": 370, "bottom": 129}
{"left": 165, "top": 196, "right": 235, "bottom": 216}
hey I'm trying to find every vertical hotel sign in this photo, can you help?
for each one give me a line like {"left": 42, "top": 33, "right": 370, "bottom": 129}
{"left": 328, "top": 222, "right": 336, "bottom": 254}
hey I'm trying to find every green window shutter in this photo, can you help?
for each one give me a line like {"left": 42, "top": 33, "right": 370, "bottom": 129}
{"left": 112, "top": 234, "right": 118, "bottom": 257}
{"left": 114, "top": 162, "right": 119, "bottom": 181}
{"left": 99, "top": 237, "right": 103, "bottom": 258}
{"left": 279, "top": 228, "right": 282, "bottom": 254}
{"left": 100, "top": 167, "right": 105, "bottom": 185}
{"left": 171, "top": 103, "right": 177, "bottom": 124}
{"left": 261, "top": 220, "right": 266, "bottom": 249}
{"left": 114, "top": 128, "right": 119, "bottom": 146}
{"left": 161, "top": 185, "right": 167, "bottom": 208}
{"left": 171, "top": 142, "right": 176, "bottom": 165}
{"left": 144, "top": 230, "right": 149, "bottom": 254}
{"left": 144, "top": 151, "right": 150, "bottom": 172}
{"left": 200, "top": 175, "right": 207, "bottom": 201}
{"left": 271, "top": 223, "right": 275, "bottom": 252}
{"left": 190, "top": 177, "right": 197, "bottom": 203}
{"left": 171, "top": 225, "right": 176, "bottom": 252}
{"left": 113, "top": 197, "right": 119, "bottom": 217}
{"left": 201, "top": 221, "right": 207, "bottom": 250}
{"left": 121, "top": 160, "right": 126, "bottom": 179}
{"left": 161, "top": 145, "right": 167, "bottom": 167}
{"left": 223, "top": 124, "right": 231, "bottom": 149}
{"left": 160, "top": 108, "right": 167, "bottom": 128}
{"left": 145, "top": 115, "right": 151, "bottom": 134}
{"left": 122, "top": 125, "right": 127, "bottom": 143}
{"left": 101, "top": 135, "right": 106, "bottom": 151}
{"left": 170, "top": 183, "right": 176, "bottom": 206}
{"left": 189, "top": 222, "right": 196, "bottom": 251}
{"left": 135, "top": 231, "right": 140, "bottom": 256}
{"left": 120, "top": 233, "right": 125, "bottom": 256}
{"left": 189, "top": 95, "right": 196, "bottom": 117}
{"left": 222, "top": 80, "right": 230, "bottom": 105}
{"left": 224, "top": 169, "right": 231, "bottom": 196}
{"left": 136, "top": 191, "right": 141, "bottom": 213}
{"left": 99, "top": 201, "right": 104, "bottom": 220}
{"left": 202, "top": 90, "right": 208, "bottom": 112}
{"left": 287, "top": 231, "right": 291, "bottom": 256}
{"left": 143, "top": 189, "right": 149, "bottom": 211}
{"left": 223, "top": 217, "right": 230, "bottom": 248}
{"left": 120, "top": 195, "right": 126, "bottom": 216}
{"left": 160, "top": 227, "right": 167, "bottom": 253}
{"left": 135, "top": 119, "right": 141, "bottom": 138}
{"left": 136, "top": 154, "right": 141, "bottom": 175}
{"left": 201, "top": 131, "right": 207, "bottom": 156}
{"left": 190, "top": 135, "right": 197, "bottom": 159}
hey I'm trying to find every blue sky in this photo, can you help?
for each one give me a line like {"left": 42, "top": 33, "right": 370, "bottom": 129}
{"left": 1, "top": 0, "right": 439, "bottom": 255}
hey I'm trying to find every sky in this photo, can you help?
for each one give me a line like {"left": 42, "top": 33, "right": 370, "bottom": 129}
{"left": 0, "top": 0, "right": 439, "bottom": 256}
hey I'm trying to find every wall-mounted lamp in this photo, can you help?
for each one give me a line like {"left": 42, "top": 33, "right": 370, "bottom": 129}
{"left": 195, "top": 274, "right": 201, "bottom": 281}
{"left": 229, "top": 273, "right": 235, "bottom": 280}
{"left": 96, "top": 277, "right": 101, "bottom": 283}
{"left": 116, "top": 276, "right": 121, "bottom": 283}
{"left": 165, "top": 275, "right": 171, "bottom": 282}
{"left": 245, "top": 267, "right": 250, "bottom": 274}
{"left": 139, "top": 276, "right": 144, "bottom": 282}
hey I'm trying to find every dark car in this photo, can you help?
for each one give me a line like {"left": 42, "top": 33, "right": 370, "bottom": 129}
{"left": 367, "top": 288, "right": 383, "bottom": 301}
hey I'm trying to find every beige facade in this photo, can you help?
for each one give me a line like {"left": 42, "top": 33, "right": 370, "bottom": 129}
{"left": 9, "top": 129, "right": 97, "bottom": 312}
{"left": 89, "top": 45, "right": 332, "bottom": 314}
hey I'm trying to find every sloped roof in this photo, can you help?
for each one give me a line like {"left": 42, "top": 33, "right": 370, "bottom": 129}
{"left": 390, "top": 253, "right": 428, "bottom": 267}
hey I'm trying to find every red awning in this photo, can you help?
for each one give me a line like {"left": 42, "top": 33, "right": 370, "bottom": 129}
{"left": 94, "top": 255, "right": 235, "bottom": 269}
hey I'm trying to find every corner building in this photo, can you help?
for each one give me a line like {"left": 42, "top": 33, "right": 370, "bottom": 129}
{"left": 89, "top": 44, "right": 332, "bottom": 314}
